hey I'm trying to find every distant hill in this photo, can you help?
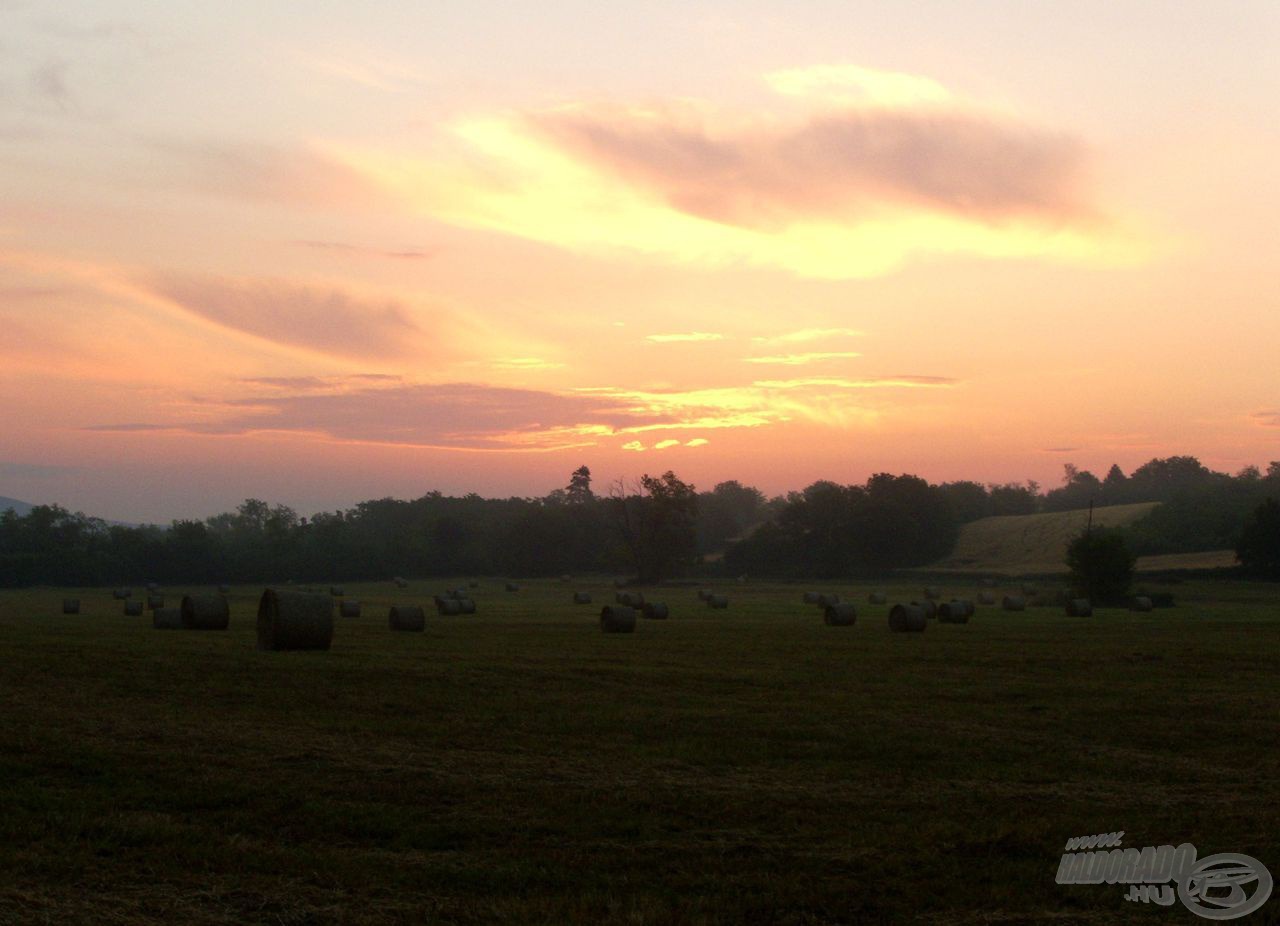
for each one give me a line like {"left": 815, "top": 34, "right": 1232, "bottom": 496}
{"left": 929, "top": 503, "right": 1161, "bottom": 575}
{"left": 0, "top": 495, "right": 34, "bottom": 517}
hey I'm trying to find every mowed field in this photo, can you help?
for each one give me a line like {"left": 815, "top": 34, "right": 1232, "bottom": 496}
{"left": 2, "top": 579, "right": 1278, "bottom": 925}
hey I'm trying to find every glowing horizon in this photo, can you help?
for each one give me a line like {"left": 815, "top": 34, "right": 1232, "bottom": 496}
{"left": 3, "top": 2, "right": 1278, "bottom": 522}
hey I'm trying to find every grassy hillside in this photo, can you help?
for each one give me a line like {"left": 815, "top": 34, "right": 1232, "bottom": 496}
{"left": 2, "top": 577, "right": 1278, "bottom": 923}
{"left": 930, "top": 503, "right": 1162, "bottom": 575}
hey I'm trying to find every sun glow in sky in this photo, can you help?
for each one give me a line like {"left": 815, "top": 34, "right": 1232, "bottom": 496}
{"left": 2, "top": 1, "right": 1278, "bottom": 521}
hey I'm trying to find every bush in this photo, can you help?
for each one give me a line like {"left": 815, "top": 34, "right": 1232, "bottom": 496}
{"left": 1236, "top": 498, "right": 1280, "bottom": 579}
{"left": 1066, "top": 527, "right": 1136, "bottom": 603}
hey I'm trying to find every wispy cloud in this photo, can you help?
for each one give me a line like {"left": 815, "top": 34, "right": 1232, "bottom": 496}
{"left": 765, "top": 64, "right": 952, "bottom": 107}
{"left": 743, "top": 351, "right": 862, "bottom": 365}
{"left": 685, "top": 438, "right": 708, "bottom": 447}
{"left": 1252, "top": 410, "right": 1280, "bottom": 428}
{"left": 645, "top": 331, "right": 725, "bottom": 343}
{"left": 754, "top": 327, "right": 862, "bottom": 343}
{"left": 488, "top": 357, "right": 565, "bottom": 370}
{"left": 653, "top": 439, "right": 680, "bottom": 449}
{"left": 293, "top": 240, "right": 436, "bottom": 260}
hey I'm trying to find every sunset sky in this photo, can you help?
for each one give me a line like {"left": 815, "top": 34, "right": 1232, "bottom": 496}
{"left": 3, "top": 1, "right": 1278, "bottom": 522}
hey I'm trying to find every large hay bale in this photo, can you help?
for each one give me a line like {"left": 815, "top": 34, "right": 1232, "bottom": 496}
{"left": 435, "top": 596, "right": 462, "bottom": 616}
{"left": 706, "top": 594, "right": 729, "bottom": 609}
{"left": 889, "top": 603, "right": 927, "bottom": 632}
{"left": 393, "top": 577, "right": 408, "bottom": 589}
{"left": 329, "top": 586, "right": 344, "bottom": 597}
{"left": 1066, "top": 598, "right": 1093, "bottom": 617}
{"left": 616, "top": 590, "right": 645, "bottom": 607}
{"left": 923, "top": 586, "right": 941, "bottom": 600}
{"left": 146, "top": 595, "right": 164, "bottom": 610}
{"left": 1021, "top": 583, "right": 1038, "bottom": 597}
{"left": 218, "top": 584, "right": 231, "bottom": 595}
{"left": 388, "top": 605, "right": 426, "bottom": 631}
{"left": 824, "top": 602, "right": 857, "bottom": 626}
{"left": 868, "top": 591, "right": 887, "bottom": 605}
{"left": 642, "top": 601, "right": 669, "bottom": 620}
{"left": 977, "top": 591, "right": 997, "bottom": 606}
{"left": 1002, "top": 595, "right": 1027, "bottom": 611}
{"left": 124, "top": 600, "right": 144, "bottom": 616}
{"left": 446, "top": 588, "right": 465, "bottom": 600}
{"left": 146, "top": 582, "right": 159, "bottom": 592}
{"left": 802, "top": 591, "right": 821, "bottom": 604}
{"left": 457, "top": 598, "right": 476, "bottom": 615}
{"left": 112, "top": 587, "right": 132, "bottom": 600}
{"left": 573, "top": 592, "right": 593, "bottom": 605}
{"left": 916, "top": 599, "right": 938, "bottom": 620}
{"left": 339, "top": 600, "right": 361, "bottom": 618}
{"left": 600, "top": 605, "right": 637, "bottom": 633}
{"left": 937, "top": 600, "right": 974, "bottom": 624}
{"left": 152, "top": 607, "right": 182, "bottom": 629}
{"left": 560, "top": 574, "right": 572, "bottom": 583}
{"left": 696, "top": 588, "right": 711, "bottom": 601}
{"left": 257, "top": 588, "right": 334, "bottom": 651}
{"left": 61, "top": 598, "right": 80, "bottom": 615}
{"left": 505, "top": 582, "right": 520, "bottom": 592}
{"left": 1130, "top": 596, "right": 1153, "bottom": 612}
{"left": 181, "top": 594, "right": 230, "bottom": 630}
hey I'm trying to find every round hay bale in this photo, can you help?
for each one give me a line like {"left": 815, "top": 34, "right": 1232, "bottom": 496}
{"left": 388, "top": 605, "right": 426, "bottom": 631}
{"left": 889, "top": 603, "right": 926, "bottom": 632}
{"left": 937, "top": 600, "right": 973, "bottom": 624}
{"left": 146, "top": 595, "right": 164, "bottom": 610}
{"left": 915, "top": 599, "right": 938, "bottom": 620}
{"left": 868, "top": 591, "right": 887, "bottom": 605}
{"left": 339, "top": 600, "right": 361, "bottom": 618}
{"left": 435, "top": 597, "right": 462, "bottom": 616}
{"left": 505, "top": 582, "right": 520, "bottom": 592}
{"left": 329, "top": 586, "right": 344, "bottom": 597}
{"left": 981, "top": 578, "right": 997, "bottom": 588}
{"left": 152, "top": 607, "right": 182, "bottom": 629}
{"left": 1130, "top": 596, "right": 1153, "bottom": 612}
{"left": 1021, "top": 583, "right": 1038, "bottom": 597}
{"left": 706, "top": 594, "right": 729, "bottom": 609}
{"left": 696, "top": 588, "right": 711, "bottom": 601}
{"left": 180, "top": 594, "right": 230, "bottom": 630}
{"left": 1002, "top": 595, "right": 1027, "bottom": 612}
{"left": 613, "top": 577, "right": 626, "bottom": 589}
{"left": 737, "top": 574, "right": 749, "bottom": 584}
{"left": 802, "top": 591, "right": 821, "bottom": 605}
{"left": 457, "top": 598, "right": 476, "bottom": 615}
{"left": 573, "top": 592, "right": 593, "bottom": 605}
{"left": 393, "top": 577, "right": 409, "bottom": 589}
{"left": 824, "top": 602, "right": 857, "bottom": 626}
{"left": 146, "top": 582, "right": 159, "bottom": 592}
{"left": 112, "top": 587, "right": 132, "bottom": 600}
{"left": 217, "top": 583, "right": 231, "bottom": 595}
{"left": 600, "top": 605, "right": 637, "bottom": 633}
{"left": 124, "top": 600, "right": 144, "bottom": 616}
{"left": 61, "top": 598, "right": 80, "bottom": 615}
{"left": 468, "top": 580, "right": 479, "bottom": 588}
{"left": 642, "top": 601, "right": 669, "bottom": 620}
{"left": 1065, "top": 598, "right": 1093, "bottom": 617}
{"left": 257, "top": 588, "right": 334, "bottom": 651}
{"left": 446, "top": 588, "right": 465, "bottom": 599}
{"left": 977, "top": 591, "right": 996, "bottom": 606}
{"left": 817, "top": 593, "right": 840, "bottom": 607}
{"left": 923, "top": 586, "right": 941, "bottom": 600}
{"left": 560, "top": 574, "right": 572, "bottom": 583}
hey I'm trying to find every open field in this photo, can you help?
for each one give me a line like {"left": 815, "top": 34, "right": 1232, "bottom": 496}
{"left": 929, "top": 503, "right": 1165, "bottom": 575}
{"left": 2, "top": 578, "right": 1278, "bottom": 924}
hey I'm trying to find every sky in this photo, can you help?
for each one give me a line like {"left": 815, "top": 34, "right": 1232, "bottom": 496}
{"left": 2, "top": 1, "right": 1278, "bottom": 522}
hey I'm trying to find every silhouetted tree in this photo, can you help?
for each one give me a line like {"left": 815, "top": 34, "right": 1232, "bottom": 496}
{"left": 1066, "top": 527, "right": 1135, "bottom": 603}
{"left": 566, "top": 465, "right": 594, "bottom": 504}
{"left": 610, "top": 471, "right": 698, "bottom": 583}
{"left": 1236, "top": 498, "right": 1280, "bottom": 579}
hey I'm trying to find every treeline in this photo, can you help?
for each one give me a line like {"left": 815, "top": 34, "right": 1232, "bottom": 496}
{"left": 2, "top": 456, "right": 1278, "bottom": 587}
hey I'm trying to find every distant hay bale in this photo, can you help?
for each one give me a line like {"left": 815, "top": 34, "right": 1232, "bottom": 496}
{"left": 388, "top": 605, "right": 426, "bottom": 631}
{"left": 696, "top": 588, "right": 711, "bottom": 601}
{"left": 435, "top": 596, "right": 462, "bottom": 615}
{"left": 600, "top": 605, "right": 637, "bottom": 633}
{"left": 61, "top": 598, "right": 80, "bottom": 615}
{"left": 1130, "top": 596, "right": 1153, "bottom": 612}
{"left": 868, "top": 591, "right": 887, "bottom": 605}
{"left": 642, "top": 601, "right": 669, "bottom": 620}
{"left": 256, "top": 588, "right": 334, "bottom": 651}
{"left": 737, "top": 574, "right": 749, "bottom": 584}
{"left": 180, "top": 594, "right": 230, "bottom": 630}
{"left": 218, "top": 584, "right": 230, "bottom": 595}
{"left": 916, "top": 599, "right": 938, "bottom": 620}
{"left": 329, "top": 586, "right": 344, "bottom": 597}
{"left": 1021, "top": 583, "right": 1038, "bottom": 597}
{"left": 1147, "top": 592, "right": 1176, "bottom": 608}
{"left": 394, "top": 577, "right": 409, "bottom": 589}
{"left": 706, "top": 594, "right": 729, "bottom": 609}
{"left": 1002, "top": 595, "right": 1027, "bottom": 611}
{"left": 977, "top": 591, "right": 996, "bottom": 606}
{"left": 573, "top": 591, "right": 593, "bottom": 605}
{"left": 146, "top": 582, "right": 159, "bottom": 592}
{"left": 889, "top": 603, "right": 927, "bottom": 632}
{"left": 923, "top": 586, "right": 941, "bottom": 600}
{"left": 802, "top": 591, "right": 821, "bottom": 604}
{"left": 823, "top": 602, "right": 857, "bottom": 626}
{"left": 152, "top": 607, "right": 182, "bottom": 629}
{"left": 446, "top": 588, "right": 466, "bottom": 599}
{"left": 981, "top": 578, "right": 997, "bottom": 588}
{"left": 457, "top": 598, "right": 476, "bottom": 615}
{"left": 560, "top": 574, "right": 572, "bottom": 583}
{"left": 468, "top": 580, "right": 479, "bottom": 588}
{"left": 937, "top": 600, "right": 974, "bottom": 624}
{"left": 124, "top": 600, "right": 144, "bottom": 616}
{"left": 817, "top": 593, "right": 840, "bottom": 607}
{"left": 1066, "top": 598, "right": 1093, "bottom": 617}
{"left": 112, "top": 588, "right": 131, "bottom": 600}
{"left": 616, "top": 591, "right": 645, "bottom": 608}
{"left": 339, "top": 600, "right": 361, "bottom": 618}
{"left": 146, "top": 595, "right": 164, "bottom": 610}
{"left": 505, "top": 582, "right": 520, "bottom": 592}
{"left": 613, "top": 578, "right": 625, "bottom": 589}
